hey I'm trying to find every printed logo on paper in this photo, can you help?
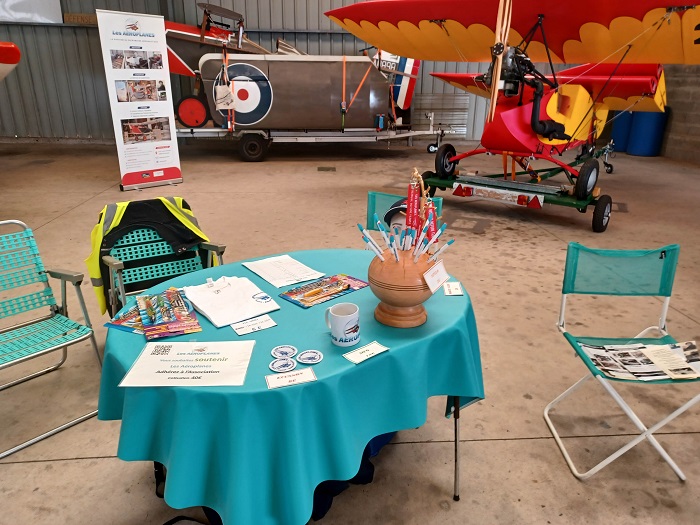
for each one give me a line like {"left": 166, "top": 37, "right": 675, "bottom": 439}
{"left": 253, "top": 292, "right": 272, "bottom": 303}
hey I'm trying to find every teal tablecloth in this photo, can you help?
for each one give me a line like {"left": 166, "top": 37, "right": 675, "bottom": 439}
{"left": 98, "top": 249, "right": 483, "bottom": 525}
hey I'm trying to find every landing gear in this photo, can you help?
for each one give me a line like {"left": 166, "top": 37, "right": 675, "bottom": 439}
{"left": 175, "top": 96, "right": 209, "bottom": 128}
{"left": 574, "top": 158, "right": 599, "bottom": 201}
{"left": 604, "top": 161, "right": 614, "bottom": 174}
{"left": 592, "top": 195, "right": 612, "bottom": 233}
{"left": 435, "top": 143, "right": 457, "bottom": 179}
{"left": 427, "top": 143, "right": 438, "bottom": 154}
{"left": 239, "top": 133, "right": 269, "bottom": 162}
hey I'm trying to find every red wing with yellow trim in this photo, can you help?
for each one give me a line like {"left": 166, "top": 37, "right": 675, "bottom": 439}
{"left": 434, "top": 63, "right": 666, "bottom": 112}
{"left": 326, "top": 0, "right": 700, "bottom": 65}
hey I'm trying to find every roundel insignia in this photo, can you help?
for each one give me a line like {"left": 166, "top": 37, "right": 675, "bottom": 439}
{"left": 214, "top": 63, "right": 273, "bottom": 126}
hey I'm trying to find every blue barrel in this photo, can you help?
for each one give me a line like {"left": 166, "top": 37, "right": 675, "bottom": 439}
{"left": 627, "top": 109, "right": 669, "bottom": 157}
{"left": 610, "top": 111, "right": 633, "bottom": 152}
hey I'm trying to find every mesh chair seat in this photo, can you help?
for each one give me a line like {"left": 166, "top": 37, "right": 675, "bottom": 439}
{"left": 0, "top": 315, "right": 94, "bottom": 366}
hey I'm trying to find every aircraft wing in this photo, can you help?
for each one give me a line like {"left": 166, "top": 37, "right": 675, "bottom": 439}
{"left": 326, "top": 0, "right": 700, "bottom": 65}
{"left": 0, "top": 42, "right": 20, "bottom": 81}
{"left": 433, "top": 63, "right": 667, "bottom": 112}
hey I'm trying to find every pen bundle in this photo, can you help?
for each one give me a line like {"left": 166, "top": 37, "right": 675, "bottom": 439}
{"left": 358, "top": 169, "right": 455, "bottom": 264}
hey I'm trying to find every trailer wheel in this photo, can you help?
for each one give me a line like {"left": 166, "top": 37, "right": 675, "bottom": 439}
{"left": 604, "top": 162, "right": 614, "bottom": 174}
{"left": 239, "top": 134, "right": 268, "bottom": 162}
{"left": 574, "top": 159, "right": 599, "bottom": 201}
{"left": 435, "top": 143, "right": 457, "bottom": 179}
{"left": 175, "top": 96, "right": 209, "bottom": 128}
{"left": 427, "top": 143, "right": 438, "bottom": 153}
{"left": 592, "top": 195, "right": 612, "bottom": 233}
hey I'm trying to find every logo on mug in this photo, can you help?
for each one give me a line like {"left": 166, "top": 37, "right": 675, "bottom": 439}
{"left": 332, "top": 319, "right": 360, "bottom": 344}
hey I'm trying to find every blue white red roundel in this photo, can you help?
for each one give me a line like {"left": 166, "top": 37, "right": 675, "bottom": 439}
{"left": 214, "top": 63, "right": 273, "bottom": 125}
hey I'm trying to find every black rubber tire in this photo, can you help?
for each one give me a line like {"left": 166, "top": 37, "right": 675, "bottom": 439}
{"left": 239, "top": 134, "right": 268, "bottom": 162}
{"left": 604, "top": 162, "right": 614, "bottom": 174}
{"left": 592, "top": 194, "right": 612, "bottom": 233}
{"left": 427, "top": 143, "right": 438, "bottom": 153}
{"left": 574, "top": 158, "right": 599, "bottom": 201}
{"left": 435, "top": 143, "right": 457, "bottom": 179}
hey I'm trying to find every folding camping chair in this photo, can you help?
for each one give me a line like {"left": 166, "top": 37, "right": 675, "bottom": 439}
{"left": 93, "top": 197, "right": 226, "bottom": 317}
{"left": 365, "top": 191, "right": 443, "bottom": 232}
{"left": 544, "top": 242, "right": 700, "bottom": 480}
{"left": 0, "top": 220, "right": 102, "bottom": 459}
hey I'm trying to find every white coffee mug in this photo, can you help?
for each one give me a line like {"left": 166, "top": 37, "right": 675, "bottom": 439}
{"left": 325, "top": 302, "right": 360, "bottom": 347}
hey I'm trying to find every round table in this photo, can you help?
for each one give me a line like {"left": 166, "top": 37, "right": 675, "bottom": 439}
{"left": 98, "top": 249, "right": 483, "bottom": 525}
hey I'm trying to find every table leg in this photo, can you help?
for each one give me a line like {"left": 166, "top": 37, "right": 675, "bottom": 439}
{"left": 453, "top": 397, "right": 460, "bottom": 502}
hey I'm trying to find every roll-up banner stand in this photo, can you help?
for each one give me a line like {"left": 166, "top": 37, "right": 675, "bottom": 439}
{"left": 96, "top": 10, "right": 182, "bottom": 190}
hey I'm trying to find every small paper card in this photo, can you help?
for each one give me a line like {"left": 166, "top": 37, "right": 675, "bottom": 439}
{"left": 343, "top": 341, "right": 389, "bottom": 364}
{"left": 443, "top": 281, "right": 463, "bottom": 296}
{"left": 265, "top": 367, "right": 317, "bottom": 389}
{"left": 423, "top": 259, "right": 450, "bottom": 293}
{"left": 232, "top": 314, "right": 277, "bottom": 335}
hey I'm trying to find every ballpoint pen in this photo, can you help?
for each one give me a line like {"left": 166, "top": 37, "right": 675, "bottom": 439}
{"left": 362, "top": 235, "right": 385, "bottom": 261}
{"left": 356, "top": 223, "right": 382, "bottom": 253}
{"left": 419, "top": 223, "right": 448, "bottom": 256}
{"left": 373, "top": 213, "right": 392, "bottom": 249}
{"left": 428, "top": 239, "right": 455, "bottom": 262}
{"left": 389, "top": 235, "right": 400, "bottom": 262}
{"left": 413, "top": 238, "right": 428, "bottom": 263}
{"left": 413, "top": 220, "right": 430, "bottom": 255}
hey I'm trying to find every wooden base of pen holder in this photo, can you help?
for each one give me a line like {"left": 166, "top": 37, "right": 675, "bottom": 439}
{"left": 367, "top": 251, "right": 434, "bottom": 328}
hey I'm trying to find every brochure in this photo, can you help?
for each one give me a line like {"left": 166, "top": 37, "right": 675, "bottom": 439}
{"left": 105, "top": 303, "right": 144, "bottom": 334}
{"left": 136, "top": 287, "right": 202, "bottom": 340}
{"left": 579, "top": 340, "right": 699, "bottom": 381}
{"left": 279, "top": 274, "right": 369, "bottom": 308}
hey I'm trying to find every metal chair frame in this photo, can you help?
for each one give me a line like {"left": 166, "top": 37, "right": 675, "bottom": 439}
{"left": 543, "top": 243, "right": 700, "bottom": 481}
{"left": 0, "top": 220, "right": 102, "bottom": 459}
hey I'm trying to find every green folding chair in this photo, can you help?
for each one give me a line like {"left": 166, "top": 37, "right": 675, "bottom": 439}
{"left": 544, "top": 242, "right": 700, "bottom": 480}
{"left": 366, "top": 191, "right": 443, "bottom": 232}
{"left": 0, "top": 220, "right": 102, "bottom": 459}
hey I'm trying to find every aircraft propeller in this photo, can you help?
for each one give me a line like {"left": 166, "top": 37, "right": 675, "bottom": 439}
{"left": 487, "top": 0, "right": 513, "bottom": 123}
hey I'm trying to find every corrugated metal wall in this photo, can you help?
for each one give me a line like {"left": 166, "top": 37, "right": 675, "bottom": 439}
{"left": 0, "top": 0, "right": 485, "bottom": 141}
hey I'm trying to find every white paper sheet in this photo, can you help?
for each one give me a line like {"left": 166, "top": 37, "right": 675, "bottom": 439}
{"left": 119, "top": 341, "right": 255, "bottom": 387}
{"left": 242, "top": 255, "right": 324, "bottom": 288}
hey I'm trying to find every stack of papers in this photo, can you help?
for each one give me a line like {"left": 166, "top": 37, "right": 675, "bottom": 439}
{"left": 183, "top": 276, "right": 280, "bottom": 327}
{"left": 242, "top": 255, "right": 324, "bottom": 288}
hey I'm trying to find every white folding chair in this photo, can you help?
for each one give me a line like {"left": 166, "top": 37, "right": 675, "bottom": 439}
{"left": 544, "top": 242, "right": 700, "bottom": 480}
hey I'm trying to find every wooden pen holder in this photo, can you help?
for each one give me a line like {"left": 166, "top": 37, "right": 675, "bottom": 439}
{"left": 367, "top": 250, "right": 434, "bottom": 328}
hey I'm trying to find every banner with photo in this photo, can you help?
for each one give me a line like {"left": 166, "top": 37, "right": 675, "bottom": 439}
{"left": 96, "top": 9, "right": 182, "bottom": 190}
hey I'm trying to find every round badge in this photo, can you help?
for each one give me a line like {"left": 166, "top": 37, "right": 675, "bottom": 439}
{"left": 271, "top": 345, "right": 298, "bottom": 358}
{"left": 296, "top": 350, "right": 323, "bottom": 365}
{"left": 214, "top": 63, "right": 273, "bottom": 125}
{"left": 269, "top": 357, "right": 296, "bottom": 373}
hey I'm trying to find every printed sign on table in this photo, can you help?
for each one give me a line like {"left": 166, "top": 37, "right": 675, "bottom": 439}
{"left": 96, "top": 9, "right": 182, "bottom": 190}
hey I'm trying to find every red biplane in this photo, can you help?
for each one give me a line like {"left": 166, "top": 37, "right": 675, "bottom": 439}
{"left": 326, "top": 0, "right": 700, "bottom": 231}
